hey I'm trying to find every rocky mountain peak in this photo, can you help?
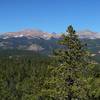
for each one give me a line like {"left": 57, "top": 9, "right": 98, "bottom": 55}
{"left": 1, "top": 29, "right": 60, "bottom": 40}
{"left": 0, "top": 29, "right": 100, "bottom": 40}
{"left": 77, "top": 30, "right": 100, "bottom": 39}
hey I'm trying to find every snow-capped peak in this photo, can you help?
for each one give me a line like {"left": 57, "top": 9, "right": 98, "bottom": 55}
{"left": 0, "top": 29, "right": 60, "bottom": 40}
{"left": 0, "top": 29, "right": 100, "bottom": 40}
{"left": 77, "top": 30, "right": 100, "bottom": 39}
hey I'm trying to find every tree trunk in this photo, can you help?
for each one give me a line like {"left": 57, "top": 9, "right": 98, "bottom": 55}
{"left": 68, "top": 92, "right": 72, "bottom": 100}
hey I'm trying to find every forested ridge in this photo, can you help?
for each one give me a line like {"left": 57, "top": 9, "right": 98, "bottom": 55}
{"left": 0, "top": 26, "right": 100, "bottom": 100}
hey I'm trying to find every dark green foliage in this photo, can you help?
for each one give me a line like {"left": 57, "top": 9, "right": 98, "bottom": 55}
{"left": 0, "top": 26, "right": 100, "bottom": 100}
{"left": 0, "top": 50, "right": 51, "bottom": 100}
{"left": 40, "top": 26, "right": 99, "bottom": 100}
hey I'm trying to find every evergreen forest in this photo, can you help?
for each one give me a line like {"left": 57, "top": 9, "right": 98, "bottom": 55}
{"left": 0, "top": 26, "right": 100, "bottom": 100}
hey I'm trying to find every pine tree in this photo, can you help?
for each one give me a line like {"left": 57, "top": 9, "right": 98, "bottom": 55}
{"left": 41, "top": 25, "right": 95, "bottom": 100}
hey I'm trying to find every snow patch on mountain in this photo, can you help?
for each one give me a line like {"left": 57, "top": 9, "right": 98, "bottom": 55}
{"left": 0, "top": 29, "right": 61, "bottom": 40}
{"left": 0, "top": 29, "right": 100, "bottom": 39}
{"left": 77, "top": 30, "right": 100, "bottom": 39}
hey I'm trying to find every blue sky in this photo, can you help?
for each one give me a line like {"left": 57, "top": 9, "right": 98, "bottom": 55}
{"left": 0, "top": 0, "right": 100, "bottom": 33}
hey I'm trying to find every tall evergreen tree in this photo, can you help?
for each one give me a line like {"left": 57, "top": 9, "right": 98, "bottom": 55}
{"left": 41, "top": 25, "right": 95, "bottom": 100}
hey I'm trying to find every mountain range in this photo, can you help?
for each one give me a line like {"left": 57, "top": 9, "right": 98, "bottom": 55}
{"left": 0, "top": 29, "right": 100, "bottom": 58}
{"left": 1, "top": 29, "right": 100, "bottom": 39}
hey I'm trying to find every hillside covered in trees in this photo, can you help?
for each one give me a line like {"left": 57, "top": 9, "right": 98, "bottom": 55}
{"left": 0, "top": 26, "right": 100, "bottom": 100}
